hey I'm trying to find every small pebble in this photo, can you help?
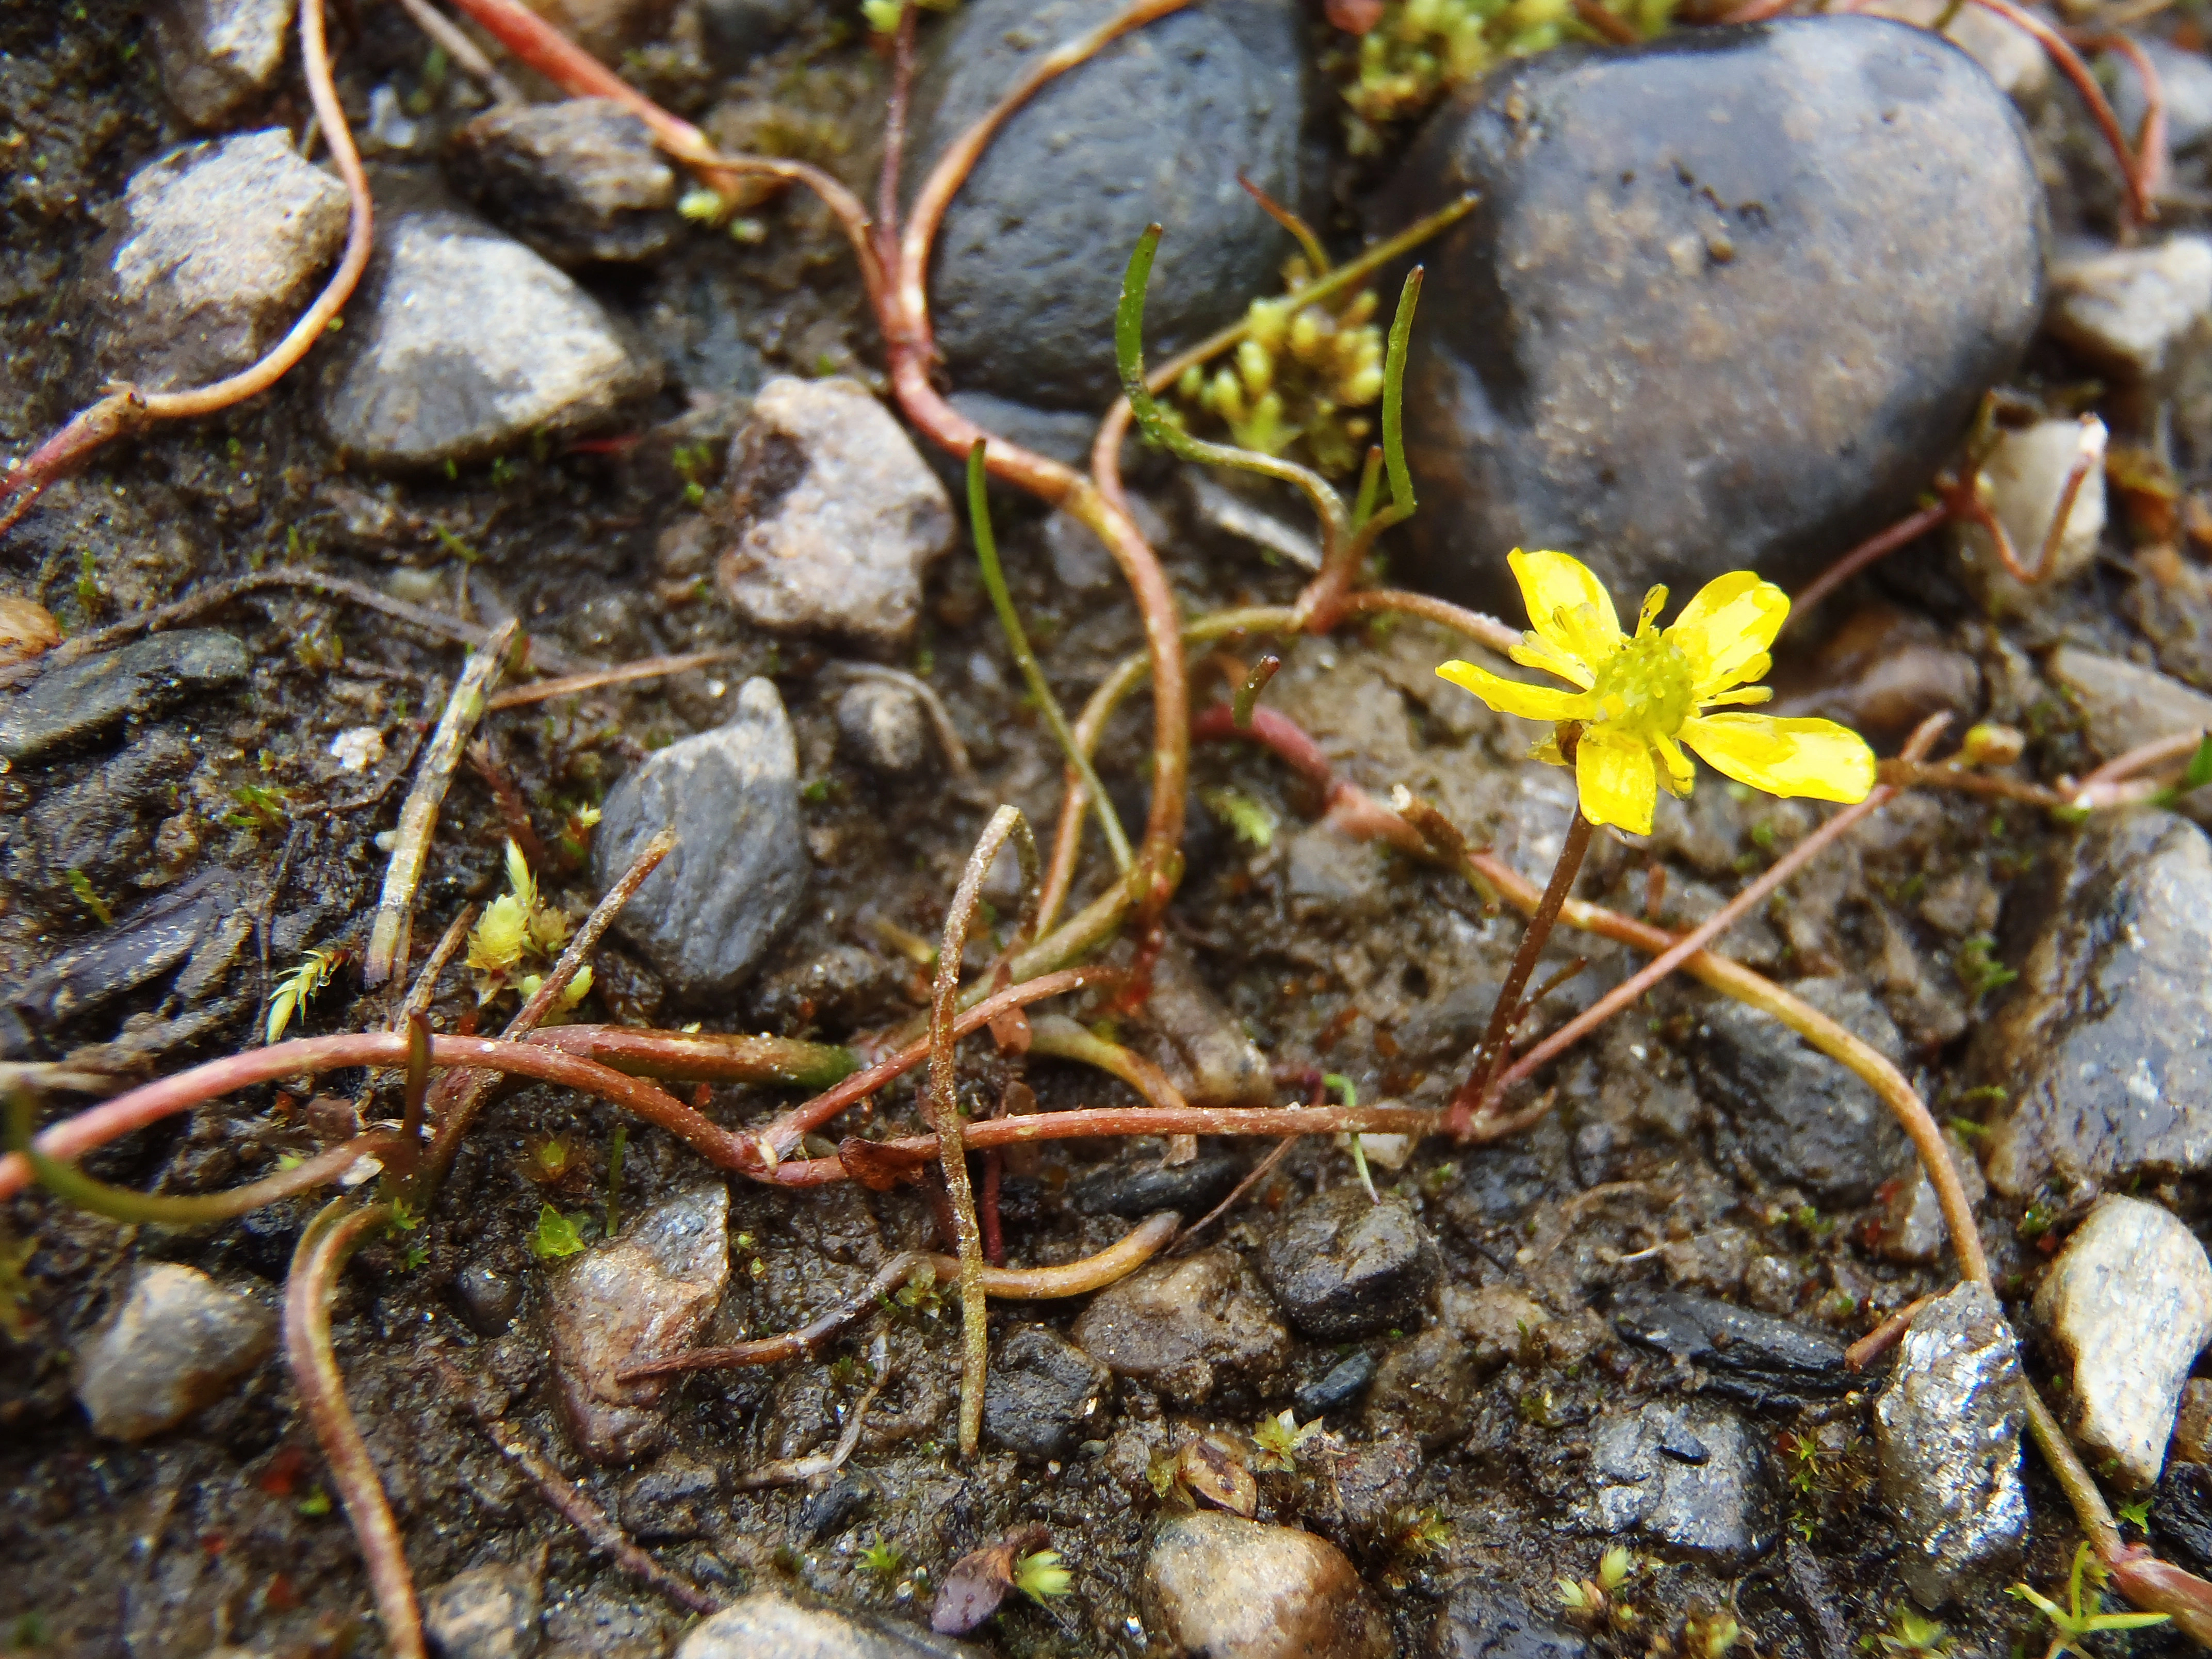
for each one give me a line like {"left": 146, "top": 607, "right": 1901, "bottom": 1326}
{"left": 542, "top": 1186, "right": 730, "bottom": 1464}
{"left": 1875, "top": 1282, "right": 2027, "bottom": 1606}
{"left": 0, "top": 630, "right": 249, "bottom": 765}
{"left": 1954, "top": 417, "right": 2108, "bottom": 611}
{"left": 1143, "top": 1511, "right": 1392, "bottom": 1659}
{"left": 1072, "top": 1247, "right": 1289, "bottom": 1406}
{"left": 2050, "top": 236, "right": 2212, "bottom": 379}
{"left": 1589, "top": 1400, "right": 1778, "bottom": 1567}
{"left": 2033, "top": 1194, "right": 2212, "bottom": 1490}
{"left": 76, "top": 1263, "right": 278, "bottom": 1442}
{"left": 1259, "top": 1185, "right": 1440, "bottom": 1341}
{"left": 677, "top": 1590, "right": 982, "bottom": 1658}
{"left": 420, "top": 1554, "right": 545, "bottom": 1659}
{"left": 593, "top": 678, "right": 808, "bottom": 1005}
{"left": 150, "top": 0, "right": 295, "bottom": 127}
{"left": 983, "top": 1324, "right": 1113, "bottom": 1462}
{"left": 1431, "top": 1582, "right": 1589, "bottom": 1659}
{"left": 448, "top": 99, "right": 678, "bottom": 267}
{"left": 717, "top": 378, "right": 956, "bottom": 649}
{"left": 1293, "top": 1352, "right": 1378, "bottom": 1422}
{"left": 328, "top": 726, "right": 386, "bottom": 774}
{"left": 322, "top": 210, "right": 659, "bottom": 467}
{"left": 451, "top": 1264, "right": 522, "bottom": 1336}
{"left": 836, "top": 681, "right": 926, "bottom": 775}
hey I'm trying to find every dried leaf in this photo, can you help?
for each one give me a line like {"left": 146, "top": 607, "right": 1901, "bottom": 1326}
{"left": 1179, "top": 1437, "right": 1258, "bottom": 1517}
{"left": 839, "top": 1136, "right": 931, "bottom": 1192}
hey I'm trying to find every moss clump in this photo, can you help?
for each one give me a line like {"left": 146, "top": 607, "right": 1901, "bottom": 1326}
{"left": 1335, "top": 0, "right": 1677, "bottom": 155}
{"left": 1173, "top": 262, "right": 1385, "bottom": 476}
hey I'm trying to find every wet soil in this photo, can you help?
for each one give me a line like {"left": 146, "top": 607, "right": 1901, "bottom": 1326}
{"left": 3, "top": 4, "right": 2207, "bottom": 1657}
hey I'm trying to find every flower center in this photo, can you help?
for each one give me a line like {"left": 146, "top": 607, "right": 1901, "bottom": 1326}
{"left": 1589, "top": 630, "right": 1695, "bottom": 738}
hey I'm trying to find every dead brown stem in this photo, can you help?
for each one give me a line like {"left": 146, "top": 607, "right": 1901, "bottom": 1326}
{"left": 0, "top": 0, "right": 373, "bottom": 536}
{"left": 1789, "top": 501, "right": 1951, "bottom": 619}
{"left": 482, "top": 648, "right": 747, "bottom": 712}
{"left": 932, "top": 805, "right": 1038, "bottom": 1455}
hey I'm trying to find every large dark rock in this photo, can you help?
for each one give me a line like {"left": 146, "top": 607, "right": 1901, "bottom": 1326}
{"left": 982, "top": 1324, "right": 1112, "bottom": 1461}
{"left": 1690, "top": 975, "right": 1915, "bottom": 1203}
{"left": 1974, "top": 814, "right": 2212, "bottom": 1197}
{"left": 1588, "top": 1400, "right": 1778, "bottom": 1567}
{"left": 908, "top": 0, "right": 1309, "bottom": 411}
{"left": 1259, "top": 1184, "right": 1441, "bottom": 1341}
{"left": 1386, "top": 17, "right": 2045, "bottom": 607}
{"left": 1612, "top": 1289, "right": 1851, "bottom": 1407}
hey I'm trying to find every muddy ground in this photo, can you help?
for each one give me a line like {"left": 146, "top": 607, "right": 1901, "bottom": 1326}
{"left": 2, "top": 2, "right": 2203, "bottom": 1656}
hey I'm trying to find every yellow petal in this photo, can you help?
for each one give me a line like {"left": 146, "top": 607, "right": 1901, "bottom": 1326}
{"left": 1699, "top": 684, "right": 1772, "bottom": 709}
{"left": 1438, "top": 660, "right": 1593, "bottom": 724}
{"left": 1652, "top": 732, "right": 1696, "bottom": 798}
{"left": 1509, "top": 633, "right": 1596, "bottom": 690}
{"left": 1509, "top": 549, "right": 1622, "bottom": 677}
{"left": 1576, "top": 728, "right": 1657, "bottom": 835}
{"left": 1679, "top": 713, "right": 1877, "bottom": 803}
{"left": 1665, "top": 572, "right": 1788, "bottom": 696}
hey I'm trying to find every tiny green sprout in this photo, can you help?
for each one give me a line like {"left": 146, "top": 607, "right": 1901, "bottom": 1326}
{"left": 0, "top": 1221, "right": 37, "bottom": 1342}
{"left": 1867, "top": 1602, "right": 1951, "bottom": 1658}
{"left": 678, "top": 185, "right": 728, "bottom": 224}
{"left": 2154, "top": 733, "right": 2212, "bottom": 807}
{"left": 860, "top": 1540, "right": 905, "bottom": 1581}
{"left": 297, "top": 1485, "right": 333, "bottom": 1517}
{"left": 1684, "top": 1608, "right": 1743, "bottom": 1659}
{"left": 224, "top": 782, "right": 289, "bottom": 831}
{"left": 2008, "top": 1543, "right": 2169, "bottom": 1659}
{"left": 1201, "top": 786, "right": 1278, "bottom": 850}
{"left": 528, "top": 1202, "right": 587, "bottom": 1260}
{"left": 1393, "top": 1507, "right": 1450, "bottom": 1557}
{"left": 2117, "top": 1495, "right": 2153, "bottom": 1532}
{"left": 1957, "top": 935, "right": 2019, "bottom": 1000}
{"left": 1782, "top": 1430, "right": 1825, "bottom": 1498}
{"left": 1251, "top": 1408, "right": 1322, "bottom": 1473}
{"left": 64, "top": 870, "right": 112, "bottom": 927}
{"left": 267, "top": 948, "right": 341, "bottom": 1045}
{"left": 1012, "top": 1548, "right": 1071, "bottom": 1601}
{"left": 1558, "top": 1546, "right": 1639, "bottom": 1631}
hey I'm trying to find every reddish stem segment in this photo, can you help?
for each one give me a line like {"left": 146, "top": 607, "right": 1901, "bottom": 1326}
{"left": 286, "top": 1199, "right": 423, "bottom": 1659}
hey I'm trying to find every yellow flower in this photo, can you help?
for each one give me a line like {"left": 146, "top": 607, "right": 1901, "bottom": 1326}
{"left": 1438, "top": 549, "right": 1876, "bottom": 836}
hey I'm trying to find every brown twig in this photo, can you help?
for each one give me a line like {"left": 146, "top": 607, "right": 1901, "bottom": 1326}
{"left": 1571, "top": 0, "right": 1643, "bottom": 43}
{"left": 1789, "top": 501, "right": 1951, "bottom": 619}
{"left": 440, "top": 1359, "right": 722, "bottom": 1614}
{"left": 1170, "top": 1136, "right": 1299, "bottom": 1253}
{"left": 464, "top": 738, "right": 551, "bottom": 873}
{"left": 482, "top": 648, "right": 747, "bottom": 712}
{"left": 1844, "top": 1295, "right": 1935, "bottom": 1371}
{"left": 931, "top": 805, "right": 1039, "bottom": 1455}
{"left": 286, "top": 1199, "right": 423, "bottom": 1659}
{"left": 391, "top": 0, "right": 523, "bottom": 103}
{"left": 0, "top": 0, "right": 373, "bottom": 535}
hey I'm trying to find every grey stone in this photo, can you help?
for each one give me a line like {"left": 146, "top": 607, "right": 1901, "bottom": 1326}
{"left": 1386, "top": 18, "right": 2044, "bottom": 608}
{"left": 1363, "top": 1324, "right": 1477, "bottom": 1452}
{"left": 150, "top": 0, "right": 295, "bottom": 127}
{"left": 2034, "top": 1195, "right": 2212, "bottom": 1490}
{"left": 2111, "top": 40, "right": 2212, "bottom": 156}
{"left": 716, "top": 378, "right": 955, "bottom": 649}
{"left": 908, "top": 0, "right": 1307, "bottom": 410}
{"left": 1143, "top": 1511, "right": 1395, "bottom": 1659}
{"left": 322, "top": 210, "right": 659, "bottom": 467}
{"left": 1588, "top": 1400, "right": 1778, "bottom": 1567}
{"left": 1953, "top": 416, "right": 2108, "bottom": 612}
{"left": 1259, "top": 1185, "right": 1441, "bottom": 1341}
{"left": 836, "top": 681, "right": 926, "bottom": 774}
{"left": 452, "top": 1263, "right": 523, "bottom": 1336}
{"left": 1295, "top": 1352, "right": 1379, "bottom": 1422}
{"left": 619, "top": 1453, "right": 724, "bottom": 1540}
{"left": 1691, "top": 976, "right": 1915, "bottom": 1203}
{"left": 677, "top": 1591, "right": 981, "bottom": 1659}
{"left": 751, "top": 945, "right": 897, "bottom": 1033}
{"left": 1071, "top": 1246, "right": 1289, "bottom": 1406}
{"left": 76, "top": 1263, "right": 277, "bottom": 1441}
{"left": 448, "top": 100, "right": 678, "bottom": 267}
{"left": 2159, "top": 1463, "right": 2212, "bottom": 1575}
{"left": 421, "top": 1555, "right": 544, "bottom": 1659}
{"left": 795, "top": 1474, "right": 871, "bottom": 1543}
{"left": 1875, "top": 1282, "right": 2027, "bottom": 1607}
{"left": 0, "top": 630, "right": 249, "bottom": 763}
{"left": 84, "top": 129, "right": 347, "bottom": 396}
{"left": 1320, "top": 1440, "right": 1422, "bottom": 1553}
{"left": 1868, "top": 1132, "right": 1988, "bottom": 1265}
{"left": 983, "top": 1324, "right": 1112, "bottom": 1461}
{"left": 1134, "top": 936, "right": 1275, "bottom": 1108}
{"left": 9, "top": 730, "right": 196, "bottom": 890}
{"left": 1611, "top": 1289, "right": 1850, "bottom": 1407}
{"left": 1974, "top": 814, "right": 2212, "bottom": 1196}
{"left": 2045, "top": 647, "right": 2212, "bottom": 765}
{"left": 542, "top": 1185, "right": 729, "bottom": 1463}
{"left": 2049, "top": 236, "right": 2212, "bottom": 379}
{"left": 593, "top": 678, "right": 808, "bottom": 1003}
{"left": 1071, "top": 1150, "right": 1244, "bottom": 1219}
{"left": 1429, "top": 1583, "right": 1588, "bottom": 1659}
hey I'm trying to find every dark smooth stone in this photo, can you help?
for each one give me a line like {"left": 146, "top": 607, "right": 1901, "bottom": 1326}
{"left": 1295, "top": 1351, "right": 1379, "bottom": 1421}
{"left": 447, "top": 99, "right": 678, "bottom": 267}
{"left": 1591, "top": 1400, "right": 1778, "bottom": 1566}
{"left": 0, "top": 630, "right": 248, "bottom": 763}
{"left": 1429, "top": 1582, "right": 1589, "bottom": 1659}
{"left": 2154, "top": 1462, "right": 2212, "bottom": 1574}
{"left": 1071, "top": 1151, "right": 1244, "bottom": 1219}
{"left": 452, "top": 1264, "right": 522, "bottom": 1337}
{"left": 982, "top": 1324, "right": 1113, "bottom": 1461}
{"left": 1612, "top": 1289, "right": 1852, "bottom": 1406}
{"left": 908, "top": 0, "right": 1308, "bottom": 410}
{"left": 1385, "top": 17, "right": 2045, "bottom": 608}
{"left": 1259, "top": 1185, "right": 1441, "bottom": 1341}
{"left": 795, "top": 1474, "right": 872, "bottom": 1543}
